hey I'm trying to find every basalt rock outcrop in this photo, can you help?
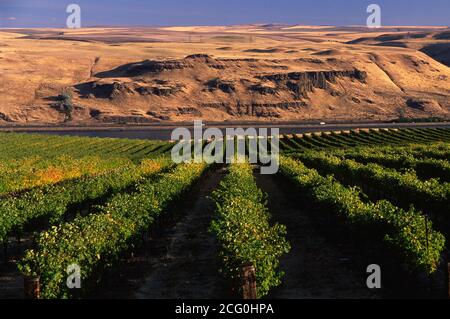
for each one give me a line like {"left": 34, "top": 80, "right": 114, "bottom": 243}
{"left": 79, "top": 80, "right": 183, "bottom": 99}
{"left": 54, "top": 53, "right": 448, "bottom": 123}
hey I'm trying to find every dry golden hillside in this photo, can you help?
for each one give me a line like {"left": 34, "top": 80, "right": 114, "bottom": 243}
{"left": 0, "top": 25, "right": 449, "bottom": 124}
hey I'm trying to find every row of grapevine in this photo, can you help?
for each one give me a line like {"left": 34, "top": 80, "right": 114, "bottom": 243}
{"left": 391, "top": 143, "right": 450, "bottom": 161}
{"left": 211, "top": 162, "right": 290, "bottom": 298}
{"left": 0, "top": 132, "right": 172, "bottom": 161}
{"left": 331, "top": 142, "right": 450, "bottom": 164}
{"left": 334, "top": 151, "right": 450, "bottom": 182}
{"left": 369, "top": 128, "right": 450, "bottom": 145}
{"left": 280, "top": 128, "right": 450, "bottom": 153}
{"left": 292, "top": 152, "right": 450, "bottom": 221}
{"left": 18, "top": 162, "right": 207, "bottom": 298}
{"left": 0, "top": 156, "right": 132, "bottom": 196}
{"left": 279, "top": 156, "right": 445, "bottom": 274}
{"left": 0, "top": 158, "right": 171, "bottom": 245}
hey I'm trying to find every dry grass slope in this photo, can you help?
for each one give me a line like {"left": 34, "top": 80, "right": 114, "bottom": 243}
{"left": 0, "top": 25, "right": 449, "bottom": 125}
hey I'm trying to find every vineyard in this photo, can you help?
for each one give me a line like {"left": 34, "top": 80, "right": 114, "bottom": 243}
{"left": 0, "top": 128, "right": 449, "bottom": 299}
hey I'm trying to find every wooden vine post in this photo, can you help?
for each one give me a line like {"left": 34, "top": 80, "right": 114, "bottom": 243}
{"left": 425, "top": 218, "right": 429, "bottom": 253}
{"left": 240, "top": 264, "right": 257, "bottom": 299}
{"left": 447, "top": 262, "right": 450, "bottom": 299}
{"left": 24, "top": 276, "right": 40, "bottom": 299}
{"left": 3, "top": 240, "right": 7, "bottom": 264}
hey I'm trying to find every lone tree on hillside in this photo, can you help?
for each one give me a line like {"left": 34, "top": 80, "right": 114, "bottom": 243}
{"left": 53, "top": 90, "right": 74, "bottom": 122}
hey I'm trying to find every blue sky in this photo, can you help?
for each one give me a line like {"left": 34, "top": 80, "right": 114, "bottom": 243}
{"left": 0, "top": 0, "right": 449, "bottom": 28}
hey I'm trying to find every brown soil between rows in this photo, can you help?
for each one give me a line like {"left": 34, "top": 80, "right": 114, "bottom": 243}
{"left": 92, "top": 167, "right": 229, "bottom": 299}
{"left": 254, "top": 171, "right": 381, "bottom": 299}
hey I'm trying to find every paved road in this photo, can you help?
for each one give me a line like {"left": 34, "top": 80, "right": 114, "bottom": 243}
{"left": 1, "top": 122, "right": 449, "bottom": 141}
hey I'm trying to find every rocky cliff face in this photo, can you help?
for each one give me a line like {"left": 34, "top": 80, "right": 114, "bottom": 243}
{"left": 2, "top": 52, "right": 449, "bottom": 124}
{"left": 62, "top": 54, "right": 384, "bottom": 122}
